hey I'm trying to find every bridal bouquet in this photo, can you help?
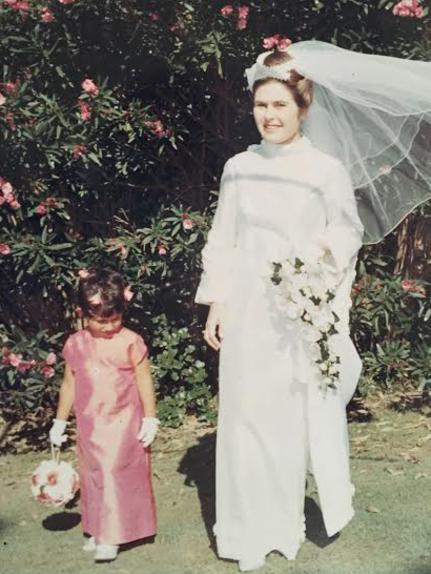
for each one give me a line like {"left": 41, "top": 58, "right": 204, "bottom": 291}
{"left": 270, "top": 256, "right": 341, "bottom": 392}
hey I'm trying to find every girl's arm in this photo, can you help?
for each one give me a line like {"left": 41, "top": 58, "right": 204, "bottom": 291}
{"left": 135, "top": 357, "right": 157, "bottom": 418}
{"left": 49, "top": 363, "right": 75, "bottom": 446}
{"left": 56, "top": 363, "right": 75, "bottom": 421}
{"left": 135, "top": 357, "right": 159, "bottom": 447}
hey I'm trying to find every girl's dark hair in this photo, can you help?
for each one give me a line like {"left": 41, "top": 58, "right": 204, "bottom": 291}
{"left": 78, "top": 269, "right": 126, "bottom": 318}
{"left": 253, "top": 50, "right": 313, "bottom": 111}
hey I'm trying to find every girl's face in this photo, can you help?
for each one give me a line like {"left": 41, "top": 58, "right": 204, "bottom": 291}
{"left": 253, "top": 80, "right": 303, "bottom": 145}
{"left": 87, "top": 313, "right": 123, "bottom": 338}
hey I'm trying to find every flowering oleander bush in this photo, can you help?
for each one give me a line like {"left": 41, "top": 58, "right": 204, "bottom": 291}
{"left": 0, "top": 0, "right": 430, "bottom": 443}
{"left": 351, "top": 253, "right": 431, "bottom": 391}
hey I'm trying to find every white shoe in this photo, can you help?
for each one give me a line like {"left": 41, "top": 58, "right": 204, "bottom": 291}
{"left": 94, "top": 543, "right": 119, "bottom": 562}
{"left": 238, "top": 557, "right": 265, "bottom": 572}
{"left": 82, "top": 536, "right": 96, "bottom": 552}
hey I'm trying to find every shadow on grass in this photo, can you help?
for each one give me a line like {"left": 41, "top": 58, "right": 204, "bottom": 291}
{"left": 304, "top": 497, "right": 340, "bottom": 548}
{"left": 178, "top": 431, "right": 340, "bottom": 556}
{"left": 42, "top": 511, "right": 81, "bottom": 531}
{"left": 177, "top": 432, "right": 216, "bottom": 555}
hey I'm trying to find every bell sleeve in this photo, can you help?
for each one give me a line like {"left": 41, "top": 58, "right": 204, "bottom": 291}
{"left": 320, "top": 160, "right": 364, "bottom": 274}
{"left": 194, "top": 158, "right": 238, "bottom": 305}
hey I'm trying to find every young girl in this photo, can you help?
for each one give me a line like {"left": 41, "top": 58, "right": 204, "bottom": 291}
{"left": 49, "top": 269, "right": 159, "bottom": 563}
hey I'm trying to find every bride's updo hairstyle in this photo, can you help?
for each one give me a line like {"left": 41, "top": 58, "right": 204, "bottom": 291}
{"left": 253, "top": 50, "right": 313, "bottom": 113}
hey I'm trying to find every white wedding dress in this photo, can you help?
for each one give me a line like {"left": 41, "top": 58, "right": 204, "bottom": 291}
{"left": 195, "top": 136, "right": 363, "bottom": 564}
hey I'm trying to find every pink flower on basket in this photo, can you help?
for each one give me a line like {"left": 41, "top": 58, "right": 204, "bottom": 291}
{"left": 0, "top": 244, "right": 11, "bottom": 255}
{"left": 78, "top": 268, "right": 89, "bottom": 279}
{"left": 45, "top": 352, "right": 57, "bottom": 366}
{"left": 123, "top": 286, "right": 134, "bottom": 302}
{"left": 220, "top": 5, "right": 234, "bottom": 16}
{"left": 31, "top": 459, "right": 80, "bottom": 507}
{"left": 81, "top": 78, "right": 99, "bottom": 97}
{"left": 41, "top": 365, "right": 55, "bottom": 379}
{"left": 41, "top": 7, "right": 55, "bottom": 22}
{"left": 78, "top": 100, "right": 91, "bottom": 121}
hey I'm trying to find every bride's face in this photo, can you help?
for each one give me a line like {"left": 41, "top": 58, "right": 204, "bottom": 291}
{"left": 253, "top": 80, "right": 303, "bottom": 145}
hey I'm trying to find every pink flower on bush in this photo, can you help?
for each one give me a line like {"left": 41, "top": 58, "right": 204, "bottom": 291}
{"left": 401, "top": 279, "right": 414, "bottom": 291}
{"left": 41, "top": 7, "right": 55, "bottom": 22}
{"left": 236, "top": 5, "right": 249, "bottom": 29}
{"left": 182, "top": 215, "right": 193, "bottom": 230}
{"left": 149, "top": 11, "right": 160, "bottom": 21}
{"left": 35, "top": 203, "right": 47, "bottom": 216}
{"left": 393, "top": 0, "right": 425, "bottom": 17}
{"left": 41, "top": 365, "right": 55, "bottom": 379}
{"left": 158, "top": 244, "right": 168, "bottom": 256}
{"left": 1, "top": 181, "right": 13, "bottom": 198}
{"left": 145, "top": 119, "right": 166, "bottom": 138}
{"left": 9, "top": 353, "right": 23, "bottom": 368}
{"left": 5, "top": 0, "right": 29, "bottom": 12}
{"left": 58, "top": 0, "right": 75, "bottom": 4}
{"left": 17, "top": 360, "right": 35, "bottom": 373}
{"left": 5, "top": 113, "right": 16, "bottom": 130}
{"left": 72, "top": 144, "right": 87, "bottom": 158}
{"left": 9, "top": 199, "right": 21, "bottom": 210}
{"left": 220, "top": 5, "right": 234, "bottom": 16}
{"left": 78, "top": 268, "right": 89, "bottom": 279}
{"left": 78, "top": 100, "right": 91, "bottom": 121}
{"left": 45, "top": 352, "right": 57, "bottom": 365}
{"left": 45, "top": 197, "right": 58, "bottom": 207}
{"left": 81, "top": 78, "right": 99, "bottom": 97}
{"left": 3, "top": 82, "right": 17, "bottom": 94}
{"left": 0, "top": 244, "right": 11, "bottom": 255}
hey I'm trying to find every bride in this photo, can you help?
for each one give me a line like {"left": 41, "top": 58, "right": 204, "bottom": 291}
{"left": 195, "top": 41, "right": 431, "bottom": 571}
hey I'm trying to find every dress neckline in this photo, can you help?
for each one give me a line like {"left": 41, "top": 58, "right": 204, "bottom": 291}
{"left": 259, "top": 135, "right": 312, "bottom": 157}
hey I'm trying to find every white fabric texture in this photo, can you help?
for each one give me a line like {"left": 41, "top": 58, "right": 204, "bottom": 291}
{"left": 195, "top": 136, "right": 363, "bottom": 562}
{"left": 245, "top": 41, "right": 431, "bottom": 244}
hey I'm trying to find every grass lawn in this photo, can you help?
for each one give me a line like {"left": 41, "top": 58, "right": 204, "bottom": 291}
{"left": 1, "top": 408, "right": 431, "bottom": 574}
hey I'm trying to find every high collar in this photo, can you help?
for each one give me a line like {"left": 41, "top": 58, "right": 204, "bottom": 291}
{"left": 259, "top": 135, "right": 312, "bottom": 157}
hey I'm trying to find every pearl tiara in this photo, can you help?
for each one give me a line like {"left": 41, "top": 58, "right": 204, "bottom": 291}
{"left": 245, "top": 51, "right": 297, "bottom": 92}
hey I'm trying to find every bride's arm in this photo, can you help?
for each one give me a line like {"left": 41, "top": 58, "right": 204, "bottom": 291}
{"left": 195, "top": 159, "right": 237, "bottom": 351}
{"left": 320, "top": 160, "right": 364, "bottom": 274}
{"left": 195, "top": 158, "right": 238, "bottom": 306}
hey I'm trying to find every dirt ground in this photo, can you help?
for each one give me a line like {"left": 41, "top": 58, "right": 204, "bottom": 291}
{"left": 1, "top": 408, "right": 431, "bottom": 574}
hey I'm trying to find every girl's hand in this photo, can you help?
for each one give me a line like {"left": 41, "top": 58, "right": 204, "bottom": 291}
{"left": 137, "top": 417, "right": 160, "bottom": 448}
{"left": 203, "top": 302, "right": 224, "bottom": 351}
{"left": 49, "top": 418, "right": 68, "bottom": 447}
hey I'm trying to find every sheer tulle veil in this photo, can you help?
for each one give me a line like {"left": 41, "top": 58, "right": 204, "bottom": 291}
{"left": 245, "top": 41, "right": 431, "bottom": 244}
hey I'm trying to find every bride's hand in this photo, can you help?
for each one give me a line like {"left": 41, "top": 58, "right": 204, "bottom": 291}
{"left": 203, "top": 302, "right": 224, "bottom": 351}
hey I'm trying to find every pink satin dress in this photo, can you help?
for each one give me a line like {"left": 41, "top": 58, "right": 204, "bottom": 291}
{"left": 63, "top": 327, "right": 156, "bottom": 545}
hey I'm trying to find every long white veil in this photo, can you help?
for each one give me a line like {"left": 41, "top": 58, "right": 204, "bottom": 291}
{"left": 248, "top": 41, "right": 431, "bottom": 244}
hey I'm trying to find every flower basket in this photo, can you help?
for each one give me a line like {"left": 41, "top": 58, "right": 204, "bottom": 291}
{"left": 31, "top": 446, "right": 80, "bottom": 507}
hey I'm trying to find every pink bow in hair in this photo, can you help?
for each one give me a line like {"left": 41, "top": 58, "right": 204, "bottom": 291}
{"left": 262, "top": 34, "right": 292, "bottom": 52}
{"left": 124, "top": 286, "right": 134, "bottom": 302}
